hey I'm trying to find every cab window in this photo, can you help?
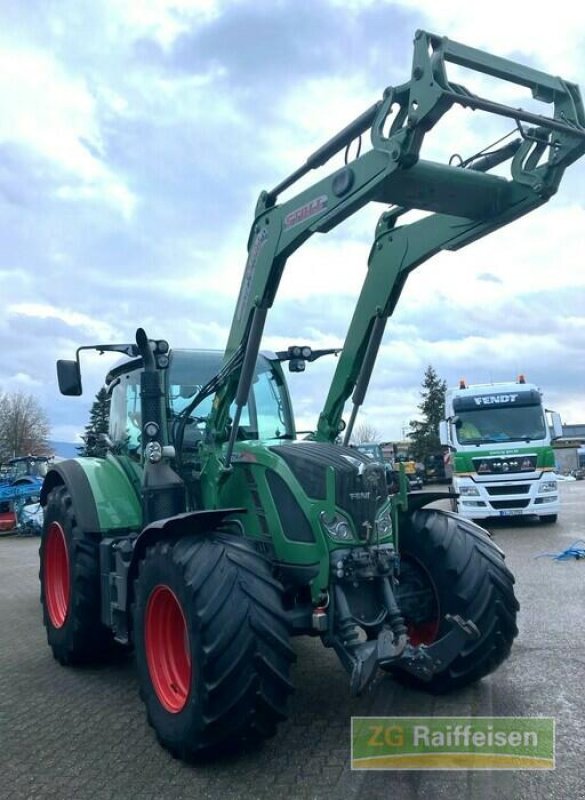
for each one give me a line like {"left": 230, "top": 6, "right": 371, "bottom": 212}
{"left": 108, "top": 368, "right": 142, "bottom": 455}
{"left": 167, "top": 350, "right": 293, "bottom": 445}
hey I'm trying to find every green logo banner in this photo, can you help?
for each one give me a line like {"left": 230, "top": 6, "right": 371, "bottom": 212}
{"left": 351, "top": 716, "right": 555, "bottom": 770}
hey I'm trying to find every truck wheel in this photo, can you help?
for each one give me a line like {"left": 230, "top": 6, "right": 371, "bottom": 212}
{"left": 540, "top": 514, "right": 558, "bottom": 524}
{"left": 390, "top": 509, "right": 519, "bottom": 692}
{"left": 39, "top": 485, "right": 114, "bottom": 665}
{"left": 133, "top": 533, "right": 295, "bottom": 759}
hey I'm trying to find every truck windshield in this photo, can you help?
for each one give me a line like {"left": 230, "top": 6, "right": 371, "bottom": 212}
{"left": 356, "top": 444, "right": 384, "bottom": 461}
{"left": 456, "top": 405, "right": 547, "bottom": 444}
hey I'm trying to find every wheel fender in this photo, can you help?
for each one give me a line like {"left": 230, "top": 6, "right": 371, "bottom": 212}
{"left": 128, "top": 507, "right": 246, "bottom": 588}
{"left": 41, "top": 458, "right": 142, "bottom": 534}
{"left": 404, "top": 491, "right": 458, "bottom": 512}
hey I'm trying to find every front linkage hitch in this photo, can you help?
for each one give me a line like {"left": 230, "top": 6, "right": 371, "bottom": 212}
{"left": 325, "top": 545, "right": 480, "bottom": 695}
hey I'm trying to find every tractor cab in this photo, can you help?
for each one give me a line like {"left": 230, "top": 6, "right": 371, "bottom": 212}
{"left": 2, "top": 456, "right": 49, "bottom": 484}
{"left": 105, "top": 348, "right": 296, "bottom": 463}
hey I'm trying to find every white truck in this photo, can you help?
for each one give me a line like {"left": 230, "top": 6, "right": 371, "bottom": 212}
{"left": 439, "top": 377, "right": 562, "bottom": 523}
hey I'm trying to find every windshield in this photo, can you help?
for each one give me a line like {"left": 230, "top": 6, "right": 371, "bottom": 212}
{"left": 356, "top": 444, "right": 384, "bottom": 461}
{"left": 8, "top": 458, "right": 48, "bottom": 479}
{"left": 107, "top": 350, "right": 295, "bottom": 458}
{"left": 167, "top": 350, "right": 294, "bottom": 445}
{"left": 455, "top": 405, "right": 547, "bottom": 444}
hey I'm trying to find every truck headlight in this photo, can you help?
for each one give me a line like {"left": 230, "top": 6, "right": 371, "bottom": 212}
{"left": 538, "top": 480, "right": 557, "bottom": 494}
{"left": 458, "top": 485, "right": 480, "bottom": 496}
{"left": 320, "top": 511, "right": 353, "bottom": 542}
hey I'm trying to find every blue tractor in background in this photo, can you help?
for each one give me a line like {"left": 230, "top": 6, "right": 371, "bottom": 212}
{"left": 0, "top": 456, "right": 48, "bottom": 534}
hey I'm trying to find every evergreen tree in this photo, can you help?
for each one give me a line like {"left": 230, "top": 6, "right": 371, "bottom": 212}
{"left": 407, "top": 365, "right": 446, "bottom": 462}
{"left": 78, "top": 387, "right": 111, "bottom": 457}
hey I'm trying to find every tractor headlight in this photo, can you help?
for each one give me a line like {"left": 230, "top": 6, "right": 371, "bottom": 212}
{"left": 145, "top": 441, "right": 162, "bottom": 463}
{"left": 320, "top": 511, "right": 353, "bottom": 542}
{"left": 375, "top": 506, "right": 393, "bottom": 538}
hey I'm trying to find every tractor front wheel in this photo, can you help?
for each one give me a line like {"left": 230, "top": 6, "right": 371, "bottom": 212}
{"left": 39, "top": 485, "right": 114, "bottom": 665}
{"left": 133, "top": 533, "right": 295, "bottom": 760}
{"left": 391, "top": 508, "right": 519, "bottom": 692}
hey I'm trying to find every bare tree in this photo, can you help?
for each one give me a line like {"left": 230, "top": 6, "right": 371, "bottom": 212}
{"left": 351, "top": 421, "right": 381, "bottom": 444}
{"left": 0, "top": 390, "right": 52, "bottom": 462}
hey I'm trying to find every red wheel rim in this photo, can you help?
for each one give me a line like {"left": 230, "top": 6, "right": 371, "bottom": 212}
{"left": 408, "top": 619, "right": 440, "bottom": 646}
{"left": 44, "top": 522, "right": 70, "bottom": 628}
{"left": 0, "top": 512, "right": 17, "bottom": 532}
{"left": 398, "top": 556, "right": 440, "bottom": 646}
{"left": 145, "top": 586, "right": 192, "bottom": 713}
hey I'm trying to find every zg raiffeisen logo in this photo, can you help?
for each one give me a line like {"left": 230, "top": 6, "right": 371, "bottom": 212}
{"left": 351, "top": 717, "right": 555, "bottom": 770}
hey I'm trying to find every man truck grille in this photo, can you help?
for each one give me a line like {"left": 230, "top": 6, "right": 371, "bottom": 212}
{"left": 490, "top": 499, "right": 530, "bottom": 510}
{"left": 486, "top": 484, "right": 530, "bottom": 496}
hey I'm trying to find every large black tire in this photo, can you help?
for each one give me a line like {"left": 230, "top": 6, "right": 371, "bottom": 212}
{"left": 39, "top": 485, "right": 114, "bottom": 665}
{"left": 391, "top": 508, "right": 519, "bottom": 693}
{"left": 133, "top": 533, "right": 295, "bottom": 760}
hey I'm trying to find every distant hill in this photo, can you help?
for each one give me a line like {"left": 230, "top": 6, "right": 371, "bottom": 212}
{"left": 48, "top": 441, "right": 79, "bottom": 459}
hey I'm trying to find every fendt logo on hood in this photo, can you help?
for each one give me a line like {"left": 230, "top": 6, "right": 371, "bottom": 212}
{"left": 474, "top": 394, "right": 518, "bottom": 406}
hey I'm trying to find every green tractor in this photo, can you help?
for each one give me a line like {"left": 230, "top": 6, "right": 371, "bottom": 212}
{"left": 39, "top": 31, "right": 585, "bottom": 760}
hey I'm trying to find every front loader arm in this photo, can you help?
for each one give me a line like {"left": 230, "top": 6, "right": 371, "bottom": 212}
{"left": 206, "top": 30, "right": 585, "bottom": 463}
{"left": 316, "top": 181, "right": 548, "bottom": 442}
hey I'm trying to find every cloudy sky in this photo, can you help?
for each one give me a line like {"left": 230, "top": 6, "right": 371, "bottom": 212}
{"left": 1, "top": 0, "right": 585, "bottom": 446}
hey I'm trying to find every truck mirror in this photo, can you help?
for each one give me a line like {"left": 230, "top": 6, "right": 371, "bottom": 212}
{"left": 548, "top": 411, "right": 563, "bottom": 440}
{"left": 439, "top": 420, "right": 449, "bottom": 446}
{"left": 57, "top": 359, "right": 82, "bottom": 396}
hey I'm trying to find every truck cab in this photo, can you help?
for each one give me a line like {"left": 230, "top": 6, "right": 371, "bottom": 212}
{"left": 440, "top": 378, "right": 562, "bottom": 522}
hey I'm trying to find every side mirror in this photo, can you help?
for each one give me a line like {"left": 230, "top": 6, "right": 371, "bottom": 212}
{"left": 57, "top": 359, "right": 82, "bottom": 396}
{"left": 548, "top": 411, "right": 563, "bottom": 440}
{"left": 439, "top": 420, "right": 450, "bottom": 446}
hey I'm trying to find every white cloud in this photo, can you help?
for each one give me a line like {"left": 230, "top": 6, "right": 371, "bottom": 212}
{"left": 2, "top": 371, "right": 43, "bottom": 389}
{"left": 0, "top": 48, "right": 97, "bottom": 175}
{"left": 0, "top": 46, "right": 135, "bottom": 216}
{"left": 106, "top": 0, "right": 221, "bottom": 48}
{"left": 8, "top": 303, "right": 119, "bottom": 342}
{"left": 50, "top": 424, "right": 86, "bottom": 444}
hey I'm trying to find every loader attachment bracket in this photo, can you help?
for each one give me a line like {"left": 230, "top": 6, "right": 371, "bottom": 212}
{"left": 390, "top": 613, "right": 481, "bottom": 682}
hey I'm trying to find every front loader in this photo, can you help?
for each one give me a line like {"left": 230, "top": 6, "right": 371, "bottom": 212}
{"left": 39, "top": 31, "right": 585, "bottom": 760}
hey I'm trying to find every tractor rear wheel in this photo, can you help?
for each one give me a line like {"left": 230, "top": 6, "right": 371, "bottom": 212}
{"left": 133, "top": 532, "right": 295, "bottom": 760}
{"left": 39, "top": 485, "right": 113, "bottom": 665}
{"left": 390, "top": 508, "right": 519, "bottom": 692}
